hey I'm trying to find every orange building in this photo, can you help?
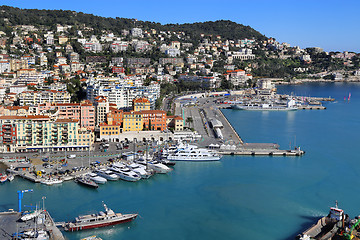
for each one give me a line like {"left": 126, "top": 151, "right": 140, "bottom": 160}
{"left": 133, "top": 97, "right": 151, "bottom": 111}
{"left": 107, "top": 109, "right": 124, "bottom": 125}
{"left": 136, "top": 110, "right": 167, "bottom": 131}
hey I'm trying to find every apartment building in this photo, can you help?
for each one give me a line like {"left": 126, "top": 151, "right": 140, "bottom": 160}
{"left": 0, "top": 115, "right": 92, "bottom": 153}
{"left": 37, "top": 102, "right": 95, "bottom": 130}
{"left": 19, "top": 90, "right": 71, "bottom": 106}
{"left": 122, "top": 112, "right": 143, "bottom": 132}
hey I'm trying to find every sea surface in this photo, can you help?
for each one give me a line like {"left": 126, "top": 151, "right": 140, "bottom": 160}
{"left": 1, "top": 82, "right": 360, "bottom": 240}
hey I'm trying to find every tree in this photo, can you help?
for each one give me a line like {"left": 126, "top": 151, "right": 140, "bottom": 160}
{"left": 186, "top": 117, "right": 193, "bottom": 128}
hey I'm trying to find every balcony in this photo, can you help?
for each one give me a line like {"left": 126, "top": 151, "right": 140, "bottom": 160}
{"left": 26, "top": 133, "right": 32, "bottom": 137}
{"left": 3, "top": 125, "right": 11, "bottom": 130}
{"left": 52, "top": 128, "right": 58, "bottom": 132}
{"left": 26, "top": 124, "right": 32, "bottom": 129}
{"left": 36, "top": 125, "right": 42, "bottom": 129}
{"left": 25, "top": 129, "right": 32, "bottom": 133}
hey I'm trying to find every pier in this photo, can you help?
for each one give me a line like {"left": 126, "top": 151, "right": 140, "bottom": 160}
{"left": 174, "top": 94, "right": 305, "bottom": 156}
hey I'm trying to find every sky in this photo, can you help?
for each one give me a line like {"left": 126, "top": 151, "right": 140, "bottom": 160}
{"left": 1, "top": 0, "right": 360, "bottom": 53}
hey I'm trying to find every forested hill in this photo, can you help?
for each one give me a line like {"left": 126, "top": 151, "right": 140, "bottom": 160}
{"left": 0, "top": 5, "right": 266, "bottom": 40}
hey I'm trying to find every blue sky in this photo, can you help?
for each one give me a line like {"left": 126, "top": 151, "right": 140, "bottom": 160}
{"left": 2, "top": 0, "right": 360, "bottom": 52}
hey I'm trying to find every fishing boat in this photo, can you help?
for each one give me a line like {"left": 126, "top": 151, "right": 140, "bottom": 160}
{"left": 0, "top": 173, "right": 8, "bottom": 183}
{"left": 64, "top": 202, "right": 137, "bottom": 232}
{"left": 86, "top": 173, "right": 107, "bottom": 184}
{"left": 76, "top": 177, "right": 99, "bottom": 189}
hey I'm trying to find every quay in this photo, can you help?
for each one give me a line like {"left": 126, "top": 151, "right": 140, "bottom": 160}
{"left": 219, "top": 149, "right": 305, "bottom": 156}
{"left": 175, "top": 93, "right": 306, "bottom": 156}
{"left": 0, "top": 210, "right": 65, "bottom": 240}
{"left": 297, "top": 105, "right": 326, "bottom": 110}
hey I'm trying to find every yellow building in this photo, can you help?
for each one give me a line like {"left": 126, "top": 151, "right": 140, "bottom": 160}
{"left": 133, "top": 97, "right": 151, "bottom": 111}
{"left": 100, "top": 123, "right": 121, "bottom": 136}
{"left": 78, "top": 127, "right": 95, "bottom": 147}
{"left": 122, "top": 112, "right": 143, "bottom": 132}
{"left": 166, "top": 115, "right": 184, "bottom": 131}
{"left": 58, "top": 35, "right": 68, "bottom": 45}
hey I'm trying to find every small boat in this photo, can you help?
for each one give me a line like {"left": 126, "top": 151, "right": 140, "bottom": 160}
{"left": 7, "top": 174, "right": 14, "bottom": 181}
{"left": 86, "top": 173, "right": 107, "bottom": 184}
{"left": 158, "top": 158, "right": 176, "bottom": 166}
{"left": 64, "top": 202, "right": 137, "bottom": 232}
{"left": 0, "top": 173, "right": 8, "bottom": 183}
{"left": 40, "top": 178, "right": 63, "bottom": 185}
{"left": 21, "top": 210, "right": 42, "bottom": 221}
{"left": 76, "top": 177, "right": 98, "bottom": 189}
{"left": 95, "top": 169, "right": 119, "bottom": 181}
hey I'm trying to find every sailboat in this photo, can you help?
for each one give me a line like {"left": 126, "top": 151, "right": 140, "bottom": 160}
{"left": 348, "top": 92, "right": 351, "bottom": 101}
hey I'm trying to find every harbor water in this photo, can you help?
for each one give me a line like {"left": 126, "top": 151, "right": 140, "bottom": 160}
{"left": 1, "top": 82, "right": 360, "bottom": 240}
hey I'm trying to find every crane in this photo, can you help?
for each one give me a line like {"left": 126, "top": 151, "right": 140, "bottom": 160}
{"left": 17, "top": 189, "right": 33, "bottom": 212}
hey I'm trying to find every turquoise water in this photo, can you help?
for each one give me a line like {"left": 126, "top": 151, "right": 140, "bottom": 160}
{"left": 1, "top": 82, "right": 360, "bottom": 240}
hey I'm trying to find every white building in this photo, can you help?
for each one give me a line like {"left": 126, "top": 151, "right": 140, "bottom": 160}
{"left": 18, "top": 90, "right": 71, "bottom": 106}
{"left": 0, "top": 60, "right": 10, "bottom": 73}
{"left": 87, "top": 83, "right": 160, "bottom": 109}
{"left": 229, "top": 48, "right": 255, "bottom": 61}
{"left": 165, "top": 48, "right": 181, "bottom": 57}
{"left": 131, "top": 28, "right": 143, "bottom": 38}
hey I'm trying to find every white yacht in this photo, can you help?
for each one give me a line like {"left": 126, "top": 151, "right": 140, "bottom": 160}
{"left": 94, "top": 169, "right": 119, "bottom": 181}
{"left": 108, "top": 165, "right": 141, "bottom": 182}
{"left": 147, "top": 160, "right": 172, "bottom": 174}
{"left": 232, "top": 99, "right": 298, "bottom": 111}
{"left": 167, "top": 145, "right": 221, "bottom": 161}
{"left": 127, "top": 163, "right": 153, "bottom": 179}
{"left": 86, "top": 173, "right": 107, "bottom": 184}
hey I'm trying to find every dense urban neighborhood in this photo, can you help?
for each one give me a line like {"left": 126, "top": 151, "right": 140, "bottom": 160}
{"left": 0, "top": 6, "right": 359, "bottom": 153}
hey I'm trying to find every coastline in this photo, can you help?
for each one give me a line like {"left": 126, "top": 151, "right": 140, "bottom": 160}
{"left": 276, "top": 77, "right": 360, "bottom": 85}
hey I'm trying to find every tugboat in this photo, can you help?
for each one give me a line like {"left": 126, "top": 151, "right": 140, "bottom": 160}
{"left": 64, "top": 202, "right": 137, "bottom": 231}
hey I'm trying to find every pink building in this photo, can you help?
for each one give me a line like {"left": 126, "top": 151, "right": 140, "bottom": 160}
{"left": 37, "top": 101, "right": 95, "bottom": 130}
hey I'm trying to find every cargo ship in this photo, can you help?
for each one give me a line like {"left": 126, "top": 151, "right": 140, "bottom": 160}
{"left": 64, "top": 202, "right": 137, "bottom": 231}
